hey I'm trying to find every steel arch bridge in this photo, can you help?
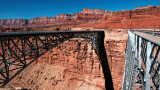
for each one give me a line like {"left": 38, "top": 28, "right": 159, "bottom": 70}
{"left": 0, "top": 31, "right": 113, "bottom": 90}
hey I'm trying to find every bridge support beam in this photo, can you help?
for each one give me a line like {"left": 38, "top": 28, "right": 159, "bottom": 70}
{"left": 145, "top": 42, "right": 152, "bottom": 90}
{"left": 0, "top": 31, "right": 113, "bottom": 90}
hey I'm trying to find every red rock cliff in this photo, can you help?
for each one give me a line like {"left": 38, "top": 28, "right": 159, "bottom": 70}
{"left": 95, "top": 5, "right": 160, "bottom": 29}
{"left": 0, "top": 19, "right": 28, "bottom": 27}
{"left": 81, "top": 8, "right": 110, "bottom": 14}
{"left": 56, "top": 14, "right": 76, "bottom": 21}
{"left": 28, "top": 16, "right": 56, "bottom": 26}
{"left": 1, "top": 5, "right": 160, "bottom": 29}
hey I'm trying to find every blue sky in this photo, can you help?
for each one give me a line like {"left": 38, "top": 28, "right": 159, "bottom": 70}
{"left": 0, "top": 0, "right": 160, "bottom": 20}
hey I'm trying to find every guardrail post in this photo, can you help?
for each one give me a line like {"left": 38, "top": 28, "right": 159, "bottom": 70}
{"left": 145, "top": 42, "right": 152, "bottom": 90}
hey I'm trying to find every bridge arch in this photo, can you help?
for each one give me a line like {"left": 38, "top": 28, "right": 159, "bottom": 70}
{"left": 0, "top": 31, "right": 113, "bottom": 89}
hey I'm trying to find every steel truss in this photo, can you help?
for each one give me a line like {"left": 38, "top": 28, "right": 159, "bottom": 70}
{"left": 0, "top": 31, "right": 113, "bottom": 89}
{"left": 122, "top": 30, "right": 160, "bottom": 90}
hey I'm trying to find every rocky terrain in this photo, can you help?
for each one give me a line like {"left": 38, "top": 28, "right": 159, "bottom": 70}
{"left": 1, "top": 5, "right": 160, "bottom": 29}
{"left": 0, "top": 19, "right": 28, "bottom": 27}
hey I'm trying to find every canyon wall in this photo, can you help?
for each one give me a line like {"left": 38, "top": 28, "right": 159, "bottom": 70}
{"left": 28, "top": 17, "right": 56, "bottom": 26}
{"left": 1, "top": 5, "right": 160, "bottom": 29}
{"left": 100, "top": 5, "right": 160, "bottom": 29}
{"left": 6, "top": 39, "right": 106, "bottom": 90}
{"left": 81, "top": 8, "right": 110, "bottom": 14}
{"left": 0, "top": 19, "right": 28, "bottom": 27}
{"left": 0, "top": 8, "right": 106, "bottom": 27}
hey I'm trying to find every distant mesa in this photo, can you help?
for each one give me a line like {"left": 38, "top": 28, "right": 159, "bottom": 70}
{"left": 1, "top": 5, "right": 160, "bottom": 29}
{"left": 81, "top": 8, "right": 110, "bottom": 14}
{"left": 134, "top": 5, "right": 155, "bottom": 10}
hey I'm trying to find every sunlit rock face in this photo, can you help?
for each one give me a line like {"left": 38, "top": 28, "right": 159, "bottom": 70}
{"left": 28, "top": 16, "right": 57, "bottom": 25}
{"left": 1, "top": 5, "right": 160, "bottom": 29}
{"left": 101, "top": 5, "right": 160, "bottom": 29}
{"left": 81, "top": 8, "right": 110, "bottom": 14}
{"left": 0, "top": 19, "right": 28, "bottom": 27}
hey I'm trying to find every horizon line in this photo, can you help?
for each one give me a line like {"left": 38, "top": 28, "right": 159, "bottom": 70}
{"left": 0, "top": 5, "right": 158, "bottom": 20}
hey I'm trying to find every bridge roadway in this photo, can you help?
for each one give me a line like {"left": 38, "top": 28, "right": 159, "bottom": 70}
{"left": 0, "top": 31, "right": 103, "bottom": 37}
{"left": 133, "top": 30, "right": 160, "bottom": 45}
{"left": 0, "top": 31, "right": 114, "bottom": 90}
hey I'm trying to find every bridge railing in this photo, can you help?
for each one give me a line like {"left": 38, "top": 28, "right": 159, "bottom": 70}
{"left": 122, "top": 30, "right": 160, "bottom": 90}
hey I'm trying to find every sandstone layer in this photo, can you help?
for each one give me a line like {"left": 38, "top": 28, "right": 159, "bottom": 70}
{"left": 1, "top": 5, "right": 160, "bottom": 29}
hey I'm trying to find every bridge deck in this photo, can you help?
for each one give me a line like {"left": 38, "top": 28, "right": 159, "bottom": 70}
{"left": 0, "top": 30, "right": 103, "bottom": 37}
{"left": 133, "top": 31, "right": 160, "bottom": 45}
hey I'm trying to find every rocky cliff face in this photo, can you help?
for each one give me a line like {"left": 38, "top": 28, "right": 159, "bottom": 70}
{"left": 28, "top": 16, "right": 56, "bottom": 26}
{"left": 0, "top": 19, "right": 28, "bottom": 27}
{"left": 0, "top": 5, "right": 160, "bottom": 29}
{"left": 76, "top": 5, "right": 160, "bottom": 29}
{"left": 81, "top": 8, "right": 110, "bottom": 14}
{"left": 103, "top": 5, "right": 160, "bottom": 28}
{"left": 6, "top": 39, "right": 106, "bottom": 90}
{"left": 0, "top": 8, "right": 108, "bottom": 27}
{"left": 76, "top": 13, "right": 104, "bottom": 21}
{"left": 28, "top": 14, "right": 77, "bottom": 26}
{"left": 56, "top": 14, "right": 76, "bottom": 21}
{"left": 27, "top": 12, "right": 103, "bottom": 26}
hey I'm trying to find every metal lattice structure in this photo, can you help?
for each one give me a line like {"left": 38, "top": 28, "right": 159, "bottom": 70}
{"left": 122, "top": 30, "right": 160, "bottom": 90}
{"left": 0, "top": 31, "right": 113, "bottom": 89}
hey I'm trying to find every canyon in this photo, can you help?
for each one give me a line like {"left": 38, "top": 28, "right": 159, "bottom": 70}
{"left": 0, "top": 5, "right": 160, "bottom": 29}
{"left": 1, "top": 5, "right": 160, "bottom": 90}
